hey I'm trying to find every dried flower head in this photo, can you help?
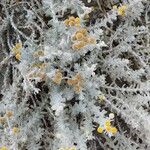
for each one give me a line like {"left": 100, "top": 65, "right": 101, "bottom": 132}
{"left": 67, "top": 73, "right": 83, "bottom": 93}
{"left": 0, "top": 117, "right": 5, "bottom": 124}
{"left": 11, "top": 42, "right": 22, "bottom": 54}
{"left": 75, "top": 32, "right": 84, "bottom": 41}
{"left": 52, "top": 69, "right": 63, "bottom": 84}
{"left": 64, "top": 16, "right": 80, "bottom": 27}
{"left": 72, "top": 41, "right": 86, "bottom": 50}
{"left": 15, "top": 53, "right": 21, "bottom": 60}
{"left": 6, "top": 111, "right": 13, "bottom": 118}
{"left": 33, "top": 50, "right": 44, "bottom": 57}
{"left": 110, "top": 127, "right": 117, "bottom": 134}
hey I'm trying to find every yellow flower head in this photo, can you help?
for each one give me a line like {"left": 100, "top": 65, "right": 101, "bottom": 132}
{"left": 75, "top": 32, "right": 84, "bottom": 41}
{"left": 77, "top": 28, "right": 87, "bottom": 36}
{"left": 69, "top": 21, "right": 75, "bottom": 26}
{"left": 74, "top": 17, "right": 80, "bottom": 24}
{"left": 98, "top": 95, "right": 105, "bottom": 102}
{"left": 0, "top": 146, "right": 8, "bottom": 150}
{"left": 110, "top": 127, "right": 117, "bottom": 134}
{"left": 105, "top": 126, "right": 111, "bottom": 132}
{"left": 104, "top": 119, "right": 111, "bottom": 127}
{"left": 64, "top": 16, "right": 80, "bottom": 27}
{"left": 15, "top": 53, "right": 21, "bottom": 60}
{"left": 97, "top": 126, "right": 103, "bottom": 133}
{"left": 64, "top": 19, "right": 70, "bottom": 26}
{"left": 33, "top": 50, "right": 44, "bottom": 57}
{"left": 117, "top": 5, "right": 127, "bottom": 16}
{"left": 11, "top": 42, "right": 22, "bottom": 60}
{"left": 12, "top": 127, "right": 20, "bottom": 134}
{"left": 11, "top": 42, "right": 22, "bottom": 54}
{"left": 69, "top": 16, "right": 75, "bottom": 21}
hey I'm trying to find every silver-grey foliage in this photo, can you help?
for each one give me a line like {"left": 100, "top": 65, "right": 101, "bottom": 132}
{"left": 0, "top": 0, "right": 150, "bottom": 150}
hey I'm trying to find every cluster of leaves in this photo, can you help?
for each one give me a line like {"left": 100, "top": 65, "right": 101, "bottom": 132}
{"left": 0, "top": 0, "right": 150, "bottom": 150}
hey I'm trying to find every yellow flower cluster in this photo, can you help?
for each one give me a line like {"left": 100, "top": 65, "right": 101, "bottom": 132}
{"left": 52, "top": 69, "right": 83, "bottom": 93}
{"left": 59, "top": 146, "right": 76, "bottom": 150}
{"left": 0, "top": 111, "right": 13, "bottom": 125}
{"left": 98, "top": 95, "right": 105, "bottom": 102}
{"left": 52, "top": 69, "right": 63, "bottom": 84}
{"left": 11, "top": 42, "right": 22, "bottom": 60}
{"left": 113, "top": 4, "right": 127, "bottom": 16}
{"left": 0, "top": 117, "right": 5, "bottom": 124}
{"left": 33, "top": 50, "right": 44, "bottom": 57}
{"left": 12, "top": 127, "right": 20, "bottom": 134}
{"left": 64, "top": 16, "right": 80, "bottom": 27}
{"left": 6, "top": 111, "right": 13, "bottom": 118}
{"left": 0, "top": 146, "right": 8, "bottom": 150}
{"left": 67, "top": 73, "right": 83, "bottom": 93}
{"left": 97, "top": 119, "right": 117, "bottom": 135}
{"left": 72, "top": 28, "right": 96, "bottom": 50}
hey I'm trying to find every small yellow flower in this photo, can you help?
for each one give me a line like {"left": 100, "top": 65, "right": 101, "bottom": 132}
{"left": 75, "top": 32, "right": 84, "bottom": 40}
{"left": 117, "top": 5, "right": 127, "bottom": 16}
{"left": 12, "top": 127, "right": 20, "bottom": 134}
{"left": 67, "top": 73, "right": 83, "bottom": 93}
{"left": 69, "top": 16, "right": 75, "bottom": 21}
{"left": 110, "top": 127, "right": 117, "bottom": 134}
{"left": 98, "top": 95, "right": 105, "bottom": 102}
{"left": 105, "top": 126, "right": 111, "bottom": 132}
{"left": 11, "top": 42, "right": 22, "bottom": 54}
{"left": 15, "top": 53, "right": 21, "bottom": 60}
{"left": 97, "top": 126, "right": 103, "bottom": 133}
{"left": 33, "top": 50, "right": 44, "bottom": 57}
{"left": 69, "top": 21, "right": 75, "bottom": 26}
{"left": 64, "top": 19, "right": 70, "bottom": 26}
{"left": 6, "top": 111, "right": 13, "bottom": 118}
{"left": 75, "top": 23, "right": 80, "bottom": 27}
{"left": 104, "top": 119, "right": 111, "bottom": 127}
{"left": 11, "top": 42, "right": 22, "bottom": 60}
{"left": 0, "top": 146, "right": 8, "bottom": 150}
{"left": 74, "top": 17, "right": 80, "bottom": 24}
{"left": 64, "top": 16, "right": 80, "bottom": 27}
